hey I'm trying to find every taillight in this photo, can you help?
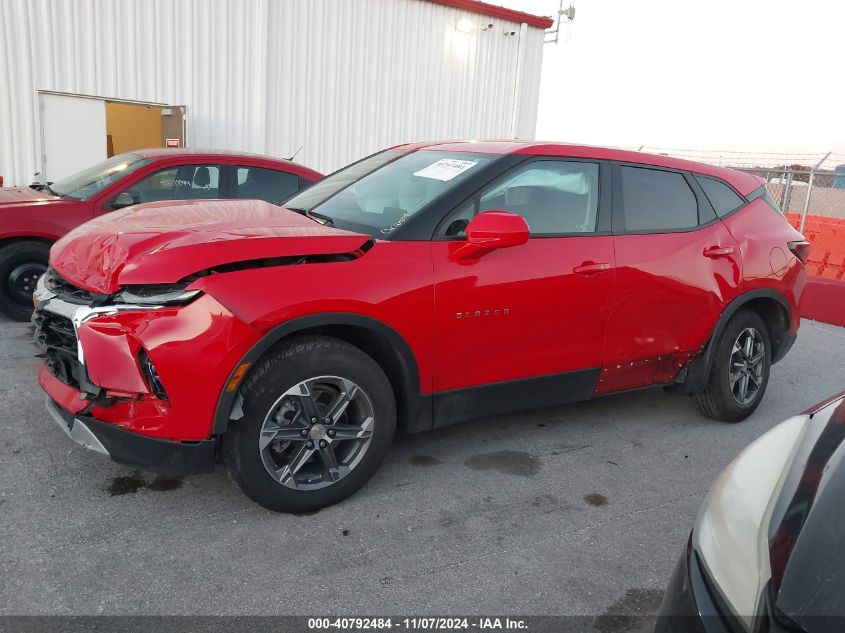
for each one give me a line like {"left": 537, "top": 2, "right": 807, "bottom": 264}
{"left": 788, "top": 240, "right": 811, "bottom": 265}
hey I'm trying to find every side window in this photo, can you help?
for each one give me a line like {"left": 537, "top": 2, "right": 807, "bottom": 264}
{"left": 127, "top": 165, "right": 221, "bottom": 203}
{"left": 748, "top": 186, "right": 784, "bottom": 216}
{"left": 695, "top": 175, "right": 745, "bottom": 217}
{"left": 442, "top": 200, "right": 477, "bottom": 237}
{"left": 476, "top": 161, "right": 600, "bottom": 236}
{"left": 235, "top": 166, "right": 301, "bottom": 204}
{"left": 620, "top": 167, "right": 698, "bottom": 231}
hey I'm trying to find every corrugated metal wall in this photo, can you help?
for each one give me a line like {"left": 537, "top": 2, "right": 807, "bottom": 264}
{"left": 0, "top": 0, "right": 545, "bottom": 186}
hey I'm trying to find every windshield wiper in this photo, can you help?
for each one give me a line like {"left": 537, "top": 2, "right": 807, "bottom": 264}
{"left": 286, "top": 207, "right": 335, "bottom": 227}
{"left": 307, "top": 210, "right": 335, "bottom": 226}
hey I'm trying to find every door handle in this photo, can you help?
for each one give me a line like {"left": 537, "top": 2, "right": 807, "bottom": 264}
{"left": 703, "top": 245, "right": 735, "bottom": 258}
{"left": 573, "top": 261, "right": 611, "bottom": 275}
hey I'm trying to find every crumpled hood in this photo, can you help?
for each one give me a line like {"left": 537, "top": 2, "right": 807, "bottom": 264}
{"left": 0, "top": 186, "right": 61, "bottom": 206}
{"left": 768, "top": 394, "right": 845, "bottom": 631}
{"left": 50, "top": 199, "right": 370, "bottom": 294}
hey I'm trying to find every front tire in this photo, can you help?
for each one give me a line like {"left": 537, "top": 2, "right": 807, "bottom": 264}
{"left": 222, "top": 336, "right": 396, "bottom": 513}
{"left": 695, "top": 310, "right": 771, "bottom": 422}
{"left": 0, "top": 241, "right": 50, "bottom": 321}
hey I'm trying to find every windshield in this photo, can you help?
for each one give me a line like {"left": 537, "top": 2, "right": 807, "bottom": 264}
{"left": 50, "top": 153, "right": 150, "bottom": 200}
{"left": 284, "top": 149, "right": 495, "bottom": 235}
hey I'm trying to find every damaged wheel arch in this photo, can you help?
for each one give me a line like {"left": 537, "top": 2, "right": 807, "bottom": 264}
{"left": 212, "top": 313, "right": 428, "bottom": 436}
{"left": 679, "top": 288, "right": 793, "bottom": 395}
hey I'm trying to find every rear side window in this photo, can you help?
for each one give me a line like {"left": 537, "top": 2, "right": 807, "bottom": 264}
{"left": 748, "top": 186, "right": 784, "bottom": 216}
{"left": 235, "top": 166, "right": 301, "bottom": 204}
{"left": 695, "top": 176, "right": 745, "bottom": 217}
{"left": 620, "top": 167, "right": 698, "bottom": 231}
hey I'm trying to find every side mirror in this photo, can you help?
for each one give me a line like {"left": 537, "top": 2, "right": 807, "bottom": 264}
{"left": 451, "top": 210, "right": 529, "bottom": 259}
{"left": 107, "top": 191, "right": 139, "bottom": 210}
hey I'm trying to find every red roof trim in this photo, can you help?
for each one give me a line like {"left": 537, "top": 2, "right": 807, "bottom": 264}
{"left": 425, "top": 0, "right": 554, "bottom": 29}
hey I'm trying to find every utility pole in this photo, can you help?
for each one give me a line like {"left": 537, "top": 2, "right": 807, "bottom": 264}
{"left": 545, "top": 1, "right": 575, "bottom": 44}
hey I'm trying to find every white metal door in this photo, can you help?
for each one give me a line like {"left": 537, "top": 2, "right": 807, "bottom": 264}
{"left": 40, "top": 93, "right": 107, "bottom": 182}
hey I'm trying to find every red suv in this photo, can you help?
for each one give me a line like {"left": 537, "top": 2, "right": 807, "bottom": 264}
{"left": 33, "top": 141, "right": 807, "bottom": 512}
{"left": 0, "top": 149, "right": 322, "bottom": 320}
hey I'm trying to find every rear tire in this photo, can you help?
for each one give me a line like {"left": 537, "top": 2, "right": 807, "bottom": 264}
{"left": 695, "top": 310, "right": 771, "bottom": 423}
{"left": 222, "top": 335, "right": 396, "bottom": 513}
{"left": 0, "top": 241, "right": 50, "bottom": 321}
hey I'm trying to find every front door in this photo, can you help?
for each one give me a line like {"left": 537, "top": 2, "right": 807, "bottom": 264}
{"left": 431, "top": 159, "right": 615, "bottom": 425}
{"left": 97, "top": 162, "right": 225, "bottom": 212}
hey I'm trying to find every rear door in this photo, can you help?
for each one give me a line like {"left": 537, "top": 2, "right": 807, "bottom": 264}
{"left": 431, "top": 158, "right": 615, "bottom": 423}
{"left": 601, "top": 164, "right": 741, "bottom": 393}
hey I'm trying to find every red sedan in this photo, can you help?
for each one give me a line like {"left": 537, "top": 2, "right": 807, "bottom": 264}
{"left": 32, "top": 141, "right": 806, "bottom": 512}
{"left": 0, "top": 149, "right": 322, "bottom": 320}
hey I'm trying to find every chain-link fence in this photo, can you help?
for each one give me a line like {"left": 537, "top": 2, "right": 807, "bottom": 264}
{"left": 737, "top": 164, "right": 845, "bottom": 229}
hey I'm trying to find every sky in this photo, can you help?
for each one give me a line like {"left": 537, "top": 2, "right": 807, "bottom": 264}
{"left": 499, "top": 0, "right": 845, "bottom": 165}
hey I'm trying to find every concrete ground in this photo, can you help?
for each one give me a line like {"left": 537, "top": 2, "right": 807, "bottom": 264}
{"left": 1, "top": 316, "right": 843, "bottom": 620}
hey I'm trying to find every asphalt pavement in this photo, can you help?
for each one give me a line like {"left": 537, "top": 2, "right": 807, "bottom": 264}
{"left": 1, "top": 316, "right": 843, "bottom": 621}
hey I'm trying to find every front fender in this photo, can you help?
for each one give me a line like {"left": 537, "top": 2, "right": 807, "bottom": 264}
{"left": 192, "top": 241, "right": 435, "bottom": 434}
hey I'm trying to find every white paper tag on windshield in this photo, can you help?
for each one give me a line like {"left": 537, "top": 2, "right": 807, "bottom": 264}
{"left": 413, "top": 159, "right": 478, "bottom": 182}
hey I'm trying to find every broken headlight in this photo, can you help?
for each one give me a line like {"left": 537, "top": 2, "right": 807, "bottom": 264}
{"left": 114, "top": 284, "right": 202, "bottom": 306}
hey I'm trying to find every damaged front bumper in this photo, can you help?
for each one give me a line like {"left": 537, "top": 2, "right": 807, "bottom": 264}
{"left": 45, "top": 395, "right": 109, "bottom": 456}
{"left": 44, "top": 392, "right": 216, "bottom": 474}
{"left": 32, "top": 274, "right": 261, "bottom": 472}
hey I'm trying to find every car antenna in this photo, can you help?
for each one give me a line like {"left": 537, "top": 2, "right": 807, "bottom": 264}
{"left": 287, "top": 146, "right": 304, "bottom": 162}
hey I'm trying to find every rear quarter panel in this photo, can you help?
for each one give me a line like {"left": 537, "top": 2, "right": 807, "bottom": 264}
{"left": 721, "top": 200, "right": 806, "bottom": 332}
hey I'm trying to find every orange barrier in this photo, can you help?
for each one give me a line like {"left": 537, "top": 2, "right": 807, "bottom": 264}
{"left": 784, "top": 212, "right": 845, "bottom": 281}
{"left": 784, "top": 212, "right": 845, "bottom": 327}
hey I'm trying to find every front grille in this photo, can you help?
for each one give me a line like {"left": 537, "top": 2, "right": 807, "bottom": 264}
{"left": 32, "top": 308, "right": 82, "bottom": 389}
{"left": 44, "top": 267, "right": 105, "bottom": 305}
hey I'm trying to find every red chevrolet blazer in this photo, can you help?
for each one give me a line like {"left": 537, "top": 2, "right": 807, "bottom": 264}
{"left": 32, "top": 141, "right": 807, "bottom": 512}
{"left": 0, "top": 148, "right": 322, "bottom": 320}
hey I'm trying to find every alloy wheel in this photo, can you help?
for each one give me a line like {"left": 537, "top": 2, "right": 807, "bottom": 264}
{"left": 729, "top": 327, "right": 765, "bottom": 405}
{"left": 259, "top": 375, "right": 375, "bottom": 490}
